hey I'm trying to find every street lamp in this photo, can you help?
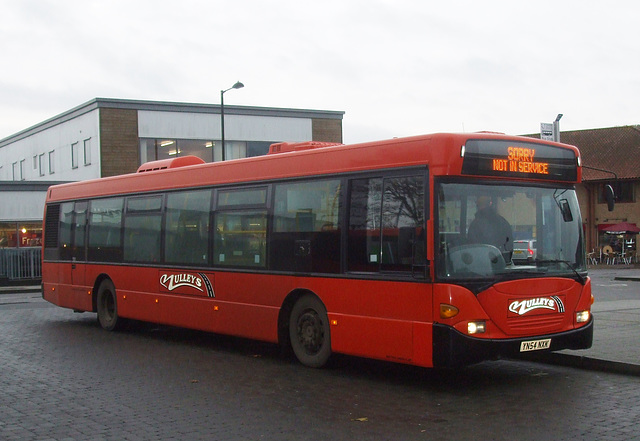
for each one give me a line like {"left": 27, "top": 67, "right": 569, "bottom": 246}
{"left": 220, "top": 81, "right": 244, "bottom": 161}
{"left": 553, "top": 113, "right": 563, "bottom": 143}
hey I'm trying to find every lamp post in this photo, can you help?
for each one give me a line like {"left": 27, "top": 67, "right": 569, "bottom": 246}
{"left": 220, "top": 81, "right": 244, "bottom": 161}
{"left": 553, "top": 113, "right": 563, "bottom": 143}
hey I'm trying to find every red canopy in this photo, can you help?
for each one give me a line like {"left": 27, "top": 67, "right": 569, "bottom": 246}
{"left": 599, "top": 222, "right": 640, "bottom": 234}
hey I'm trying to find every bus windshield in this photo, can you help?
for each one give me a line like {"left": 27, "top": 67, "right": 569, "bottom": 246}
{"left": 437, "top": 182, "right": 586, "bottom": 280}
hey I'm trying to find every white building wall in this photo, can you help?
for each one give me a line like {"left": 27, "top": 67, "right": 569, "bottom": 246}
{"left": 138, "top": 111, "right": 312, "bottom": 142}
{"left": 0, "top": 109, "right": 100, "bottom": 182}
{"left": 0, "top": 191, "right": 47, "bottom": 221}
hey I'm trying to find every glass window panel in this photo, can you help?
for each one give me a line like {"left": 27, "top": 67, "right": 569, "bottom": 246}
{"left": 225, "top": 141, "right": 247, "bottom": 161}
{"left": 17, "top": 223, "right": 43, "bottom": 248}
{"left": 140, "top": 139, "right": 156, "bottom": 163}
{"left": 380, "top": 176, "right": 425, "bottom": 271}
{"left": 83, "top": 138, "right": 91, "bottom": 165}
{"left": 127, "top": 195, "right": 162, "bottom": 213}
{"left": 124, "top": 215, "right": 162, "bottom": 263}
{"left": 38, "top": 154, "right": 45, "bottom": 176}
{"left": 178, "top": 140, "right": 213, "bottom": 163}
{"left": 214, "top": 210, "right": 267, "bottom": 267}
{"left": 71, "top": 143, "right": 79, "bottom": 169}
{"left": 437, "top": 183, "right": 585, "bottom": 279}
{"left": 274, "top": 179, "right": 341, "bottom": 233}
{"left": 217, "top": 187, "right": 267, "bottom": 207}
{"left": 0, "top": 222, "right": 17, "bottom": 248}
{"left": 157, "top": 140, "right": 178, "bottom": 160}
{"left": 165, "top": 189, "right": 212, "bottom": 265}
{"left": 48, "top": 151, "right": 55, "bottom": 174}
{"left": 348, "top": 178, "right": 382, "bottom": 272}
{"left": 88, "top": 198, "right": 124, "bottom": 262}
{"left": 247, "top": 141, "right": 273, "bottom": 157}
{"left": 272, "top": 179, "right": 342, "bottom": 273}
{"left": 59, "top": 202, "right": 74, "bottom": 260}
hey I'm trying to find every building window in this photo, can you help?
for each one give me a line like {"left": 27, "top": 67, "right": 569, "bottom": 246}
{"left": 599, "top": 182, "right": 634, "bottom": 204}
{"left": 33, "top": 155, "right": 38, "bottom": 170}
{"left": 19, "top": 159, "right": 25, "bottom": 180}
{"left": 12, "top": 162, "right": 18, "bottom": 181}
{"left": 39, "top": 154, "right": 45, "bottom": 177}
{"left": 71, "top": 142, "right": 79, "bottom": 169}
{"left": 0, "top": 222, "right": 16, "bottom": 247}
{"left": 140, "top": 138, "right": 257, "bottom": 164}
{"left": 83, "top": 138, "right": 91, "bottom": 165}
{"left": 49, "top": 150, "right": 55, "bottom": 174}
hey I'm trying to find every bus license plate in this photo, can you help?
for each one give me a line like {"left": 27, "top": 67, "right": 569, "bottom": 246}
{"left": 520, "top": 338, "right": 551, "bottom": 352}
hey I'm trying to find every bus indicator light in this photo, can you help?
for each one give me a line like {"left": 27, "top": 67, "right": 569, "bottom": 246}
{"left": 440, "top": 304, "right": 459, "bottom": 319}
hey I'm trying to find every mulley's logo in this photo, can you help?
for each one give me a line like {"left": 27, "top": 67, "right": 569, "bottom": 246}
{"left": 509, "top": 296, "right": 565, "bottom": 315}
{"left": 160, "top": 273, "right": 203, "bottom": 292}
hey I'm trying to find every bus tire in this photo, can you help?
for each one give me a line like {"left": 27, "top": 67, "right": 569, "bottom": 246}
{"left": 289, "top": 294, "right": 331, "bottom": 368}
{"left": 96, "top": 280, "right": 122, "bottom": 331}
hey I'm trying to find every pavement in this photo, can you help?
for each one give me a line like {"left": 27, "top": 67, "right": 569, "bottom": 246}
{"left": 530, "top": 266, "right": 640, "bottom": 376}
{"left": 1, "top": 270, "right": 639, "bottom": 376}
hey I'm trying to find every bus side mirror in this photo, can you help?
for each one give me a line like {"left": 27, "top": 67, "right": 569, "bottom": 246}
{"left": 604, "top": 185, "right": 615, "bottom": 212}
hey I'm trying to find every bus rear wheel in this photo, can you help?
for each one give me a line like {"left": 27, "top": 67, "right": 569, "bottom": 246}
{"left": 96, "top": 280, "right": 122, "bottom": 331}
{"left": 289, "top": 295, "right": 331, "bottom": 368}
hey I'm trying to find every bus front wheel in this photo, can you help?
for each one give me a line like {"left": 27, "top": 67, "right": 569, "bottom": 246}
{"left": 289, "top": 295, "right": 331, "bottom": 368}
{"left": 96, "top": 280, "right": 122, "bottom": 331}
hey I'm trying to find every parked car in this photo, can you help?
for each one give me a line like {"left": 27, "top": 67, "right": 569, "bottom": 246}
{"left": 512, "top": 239, "right": 537, "bottom": 263}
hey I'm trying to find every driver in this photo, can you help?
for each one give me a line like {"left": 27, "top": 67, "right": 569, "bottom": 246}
{"left": 467, "top": 195, "right": 513, "bottom": 255}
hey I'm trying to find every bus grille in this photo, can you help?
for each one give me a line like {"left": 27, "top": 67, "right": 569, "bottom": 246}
{"left": 507, "top": 314, "right": 564, "bottom": 333}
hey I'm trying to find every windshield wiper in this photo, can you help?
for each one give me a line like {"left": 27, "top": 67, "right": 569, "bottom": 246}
{"left": 534, "top": 259, "right": 586, "bottom": 284}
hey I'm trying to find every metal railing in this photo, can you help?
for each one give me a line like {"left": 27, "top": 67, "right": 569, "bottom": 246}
{"left": 0, "top": 247, "right": 42, "bottom": 281}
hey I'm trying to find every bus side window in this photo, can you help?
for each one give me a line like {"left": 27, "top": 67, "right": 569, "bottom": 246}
{"left": 88, "top": 197, "right": 124, "bottom": 262}
{"left": 214, "top": 211, "right": 267, "bottom": 267}
{"left": 271, "top": 179, "right": 342, "bottom": 273}
{"left": 123, "top": 195, "right": 163, "bottom": 263}
{"left": 348, "top": 174, "right": 426, "bottom": 273}
{"left": 165, "top": 189, "right": 212, "bottom": 265}
{"left": 380, "top": 176, "right": 425, "bottom": 272}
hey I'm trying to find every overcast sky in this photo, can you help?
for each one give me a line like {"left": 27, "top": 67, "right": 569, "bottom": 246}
{"left": 2, "top": 0, "right": 638, "bottom": 144}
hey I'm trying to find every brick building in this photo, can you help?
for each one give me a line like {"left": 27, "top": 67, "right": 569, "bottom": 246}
{"left": 530, "top": 125, "right": 640, "bottom": 258}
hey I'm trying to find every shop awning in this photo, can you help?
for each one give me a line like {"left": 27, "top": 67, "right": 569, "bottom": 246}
{"left": 598, "top": 222, "right": 640, "bottom": 234}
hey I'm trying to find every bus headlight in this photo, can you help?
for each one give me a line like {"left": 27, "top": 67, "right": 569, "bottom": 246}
{"left": 468, "top": 321, "right": 486, "bottom": 335}
{"left": 576, "top": 310, "right": 590, "bottom": 323}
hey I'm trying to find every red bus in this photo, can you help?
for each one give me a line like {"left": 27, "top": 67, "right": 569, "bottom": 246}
{"left": 41, "top": 133, "right": 593, "bottom": 368}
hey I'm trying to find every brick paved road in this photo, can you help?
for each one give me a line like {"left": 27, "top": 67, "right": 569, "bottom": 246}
{"left": 1, "top": 293, "right": 639, "bottom": 441}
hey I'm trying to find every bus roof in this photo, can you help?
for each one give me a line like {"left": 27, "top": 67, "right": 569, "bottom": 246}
{"left": 45, "top": 133, "right": 581, "bottom": 202}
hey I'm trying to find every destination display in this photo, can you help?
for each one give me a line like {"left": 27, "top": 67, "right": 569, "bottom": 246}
{"left": 461, "top": 139, "right": 578, "bottom": 181}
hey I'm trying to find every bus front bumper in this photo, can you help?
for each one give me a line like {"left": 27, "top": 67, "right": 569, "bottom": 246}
{"left": 432, "top": 317, "right": 594, "bottom": 368}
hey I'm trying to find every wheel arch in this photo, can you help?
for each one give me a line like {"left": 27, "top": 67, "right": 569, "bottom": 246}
{"left": 278, "top": 288, "right": 324, "bottom": 348}
{"left": 91, "top": 273, "right": 114, "bottom": 313}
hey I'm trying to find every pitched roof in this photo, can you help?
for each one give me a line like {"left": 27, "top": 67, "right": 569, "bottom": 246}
{"left": 526, "top": 125, "right": 640, "bottom": 182}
